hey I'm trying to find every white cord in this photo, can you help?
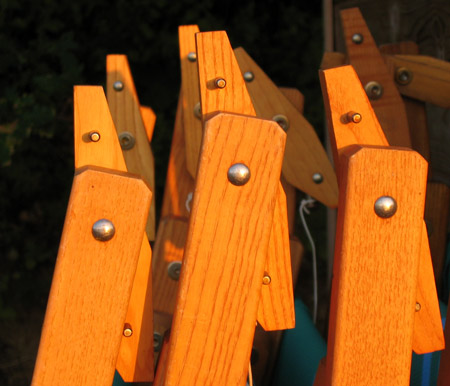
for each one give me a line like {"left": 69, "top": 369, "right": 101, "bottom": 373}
{"left": 299, "top": 197, "right": 318, "bottom": 324}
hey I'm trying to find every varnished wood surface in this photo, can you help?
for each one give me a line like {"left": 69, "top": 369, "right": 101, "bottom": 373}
{"left": 140, "top": 105, "right": 156, "bottom": 143}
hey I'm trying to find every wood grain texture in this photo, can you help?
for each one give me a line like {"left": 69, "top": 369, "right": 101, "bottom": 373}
{"left": 154, "top": 332, "right": 170, "bottom": 386}
{"left": 326, "top": 145, "right": 427, "bottom": 385}
{"left": 32, "top": 167, "right": 151, "bottom": 385}
{"left": 106, "top": 54, "right": 156, "bottom": 240}
{"left": 197, "top": 31, "right": 295, "bottom": 332}
{"left": 164, "top": 113, "right": 286, "bottom": 385}
{"left": 73, "top": 86, "right": 154, "bottom": 381}
{"left": 234, "top": 47, "right": 339, "bottom": 208}
{"left": 340, "top": 7, "right": 412, "bottom": 148}
{"left": 179, "top": 25, "right": 202, "bottom": 178}
{"left": 320, "top": 64, "right": 444, "bottom": 354}
{"left": 280, "top": 87, "right": 305, "bottom": 113}
{"left": 383, "top": 54, "right": 450, "bottom": 109}
{"left": 140, "top": 105, "right": 156, "bottom": 143}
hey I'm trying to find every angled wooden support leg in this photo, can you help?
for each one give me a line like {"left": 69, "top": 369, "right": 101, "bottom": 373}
{"left": 164, "top": 113, "right": 286, "bottom": 385}
{"left": 32, "top": 166, "right": 152, "bottom": 385}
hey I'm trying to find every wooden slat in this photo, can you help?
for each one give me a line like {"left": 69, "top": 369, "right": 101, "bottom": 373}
{"left": 106, "top": 54, "right": 156, "bottom": 240}
{"left": 140, "top": 105, "right": 156, "bottom": 143}
{"left": 73, "top": 86, "right": 155, "bottom": 381}
{"left": 179, "top": 25, "right": 202, "bottom": 178}
{"left": 32, "top": 166, "right": 151, "bottom": 385}
{"left": 320, "top": 64, "right": 444, "bottom": 354}
{"left": 326, "top": 145, "right": 427, "bottom": 385}
{"left": 340, "top": 7, "right": 412, "bottom": 148}
{"left": 320, "top": 52, "right": 346, "bottom": 70}
{"left": 165, "top": 113, "right": 286, "bottom": 385}
{"left": 235, "top": 47, "right": 339, "bottom": 208}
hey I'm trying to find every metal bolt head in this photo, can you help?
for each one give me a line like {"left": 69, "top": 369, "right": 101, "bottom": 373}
{"left": 364, "top": 81, "right": 384, "bottom": 100}
{"left": 374, "top": 196, "right": 397, "bottom": 218}
{"left": 92, "top": 219, "right": 115, "bottom": 241}
{"left": 243, "top": 71, "right": 254, "bottom": 82}
{"left": 89, "top": 131, "right": 101, "bottom": 142}
{"left": 215, "top": 78, "right": 227, "bottom": 89}
{"left": 347, "top": 112, "right": 362, "bottom": 124}
{"left": 123, "top": 324, "right": 133, "bottom": 337}
{"left": 228, "top": 163, "right": 251, "bottom": 186}
{"left": 118, "top": 132, "right": 136, "bottom": 150}
{"left": 187, "top": 51, "right": 197, "bottom": 62}
{"left": 153, "top": 332, "right": 162, "bottom": 352}
{"left": 272, "top": 114, "right": 289, "bottom": 131}
{"left": 193, "top": 102, "right": 202, "bottom": 120}
{"left": 168, "top": 261, "right": 182, "bottom": 281}
{"left": 415, "top": 302, "right": 421, "bottom": 312}
{"left": 262, "top": 274, "right": 271, "bottom": 285}
{"left": 113, "top": 81, "right": 124, "bottom": 91}
{"left": 395, "top": 67, "right": 413, "bottom": 85}
{"left": 352, "top": 33, "right": 364, "bottom": 44}
{"left": 312, "top": 173, "right": 323, "bottom": 184}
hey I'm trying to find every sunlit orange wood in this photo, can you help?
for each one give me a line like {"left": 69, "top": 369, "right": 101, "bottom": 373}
{"left": 340, "top": 7, "right": 412, "bottom": 148}
{"left": 326, "top": 145, "right": 427, "bottom": 385}
{"left": 73, "top": 86, "right": 154, "bottom": 381}
{"left": 320, "top": 64, "right": 444, "bottom": 354}
{"left": 140, "top": 105, "right": 156, "bottom": 143}
{"left": 32, "top": 166, "right": 151, "bottom": 385}
{"left": 179, "top": 25, "right": 202, "bottom": 178}
{"left": 106, "top": 54, "right": 156, "bottom": 240}
{"left": 234, "top": 47, "right": 338, "bottom": 208}
{"left": 165, "top": 113, "right": 286, "bottom": 385}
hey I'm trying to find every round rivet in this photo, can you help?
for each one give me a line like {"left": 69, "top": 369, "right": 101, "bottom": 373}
{"left": 374, "top": 196, "right": 397, "bottom": 218}
{"left": 272, "top": 114, "right": 289, "bottom": 131}
{"left": 364, "top": 81, "right": 383, "bottom": 100}
{"left": 118, "top": 132, "right": 135, "bottom": 150}
{"left": 123, "top": 324, "right": 133, "bottom": 337}
{"left": 228, "top": 163, "right": 251, "bottom": 186}
{"left": 153, "top": 332, "right": 162, "bottom": 352}
{"left": 215, "top": 78, "right": 227, "bottom": 89}
{"left": 92, "top": 219, "right": 115, "bottom": 241}
{"left": 395, "top": 67, "right": 413, "bottom": 85}
{"left": 262, "top": 274, "right": 271, "bottom": 285}
{"left": 193, "top": 102, "right": 202, "bottom": 119}
{"left": 168, "top": 261, "right": 182, "bottom": 281}
{"left": 113, "top": 81, "right": 124, "bottom": 91}
{"left": 312, "top": 173, "right": 323, "bottom": 184}
{"left": 243, "top": 71, "right": 254, "bottom": 82}
{"left": 415, "top": 302, "right": 421, "bottom": 312}
{"left": 187, "top": 51, "right": 197, "bottom": 62}
{"left": 347, "top": 112, "right": 362, "bottom": 124}
{"left": 352, "top": 33, "right": 364, "bottom": 44}
{"left": 89, "top": 131, "right": 101, "bottom": 142}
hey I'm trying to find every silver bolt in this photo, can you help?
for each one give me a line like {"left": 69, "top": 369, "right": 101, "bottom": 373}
{"left": 89, "top": 131, "right": 101, "bottom": 142}
{"left": 118, "top": 132, "right": 136, "bottom": 150}
{"left": 193, "top": 102, "right": 202, "bottom": 120}
{"left": 123, "top": 324, "right": 133, "bottom": 337}
{"left": 153, "top": 332, "right": 162, "bottom": 352}
{"left": 312, "top": 173, "right": 323, "bottom": 184}
{"left": 352, "top": 33, "right": 364, "bottom": 44}
{"left": 272, "top": 114, "right": 290, "bottom": 131}
{"left": 262, "top": 274, "right": 271, "bottom": 285}
{"left": 168, "top": 261, "right": 182, "bottom": 281}
{"left": 346, "top": 112, "right": 362, "bottom": 124}
{"left": 215, "top": 78, "right": 227, "bottom": 89}
{"left": 92, "top": 219, "right": 115, "bottom": 241}
{"left": 395, "top": 67, "right": 413, "bottom": 85}
{"left": 187, "top": 52, "right": 197, "bottom": 62}
{"left": 374, "top": 196, "right": 397, "bottom": 218}
{"left": 228, "top": 163, "right": 251, "bottom": 186}
{"left": 364, "top": 81, "right": 383, "bottom": 100}
{"left": 243, "top": 71, "right": 254, "bottom": 82}
{"left": 113, "top": 81, "right": 124, "bottom": 91}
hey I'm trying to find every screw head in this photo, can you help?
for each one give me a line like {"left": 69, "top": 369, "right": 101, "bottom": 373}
{"left": 262, "top": 274, "right": 271, "bottom": 285}
{"left": 153, "top": 332, "right": 163, "bottom": 352}
{"left": 243, "top": 71, "right": 254, "bottom": 82}
{"left": 193, "top": 102, "right": 202, "bottom": 120}
{"left": 168, "top": 261, "right": 182, "bottom": 281}
{"left": 228, "top": 163, "right": 251, "bottom": 186}
{"left": 89, "top": 131, "right": 101, "bottom": 142}
{"left": 374, "top": 196, "right": 397, "bottom": 218}
{"left": 272, "top": 114, "right": 290, "bottom": 131}
{"left": 92, "top": 219, "right": 115, "bottom": 241}
{"left": 312, "top": 173, "right": 323, "bottom": 184}
{"left": 352, "top": 33, "right": 364, "bottom": 44}
{"left": 113, "top": 81, "right": 124, "bottom": 91}
{"left": 364, "top": 81, "right": 383, "bottom": 100}
{"left": 415, "top": 302, "right": 421, "bottom": 312}
{"left": 347, "top": 112, "right": 362, "bottom": 124}
{"left": 395, "top": 67, "right": 413, "bottom": 85}
{"left": 118, "top": 132, "right": 136, "bottom": 150}
{"left": 215, "top": 78, "right": 227, "bottom": 89}
{"left": 187, "top": 51, "right": 197, "bottom": 62}
{"left": 123, "top": 324, "right": 133, "bottom": 337}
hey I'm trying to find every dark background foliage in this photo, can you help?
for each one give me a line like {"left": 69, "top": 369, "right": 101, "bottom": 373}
{"left": 0, "top": 0, "right": 324, "bottom": 383}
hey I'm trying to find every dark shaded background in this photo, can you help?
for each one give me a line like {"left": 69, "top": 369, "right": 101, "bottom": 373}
{"left": 0, "top": 1, "right": 326, "bottom": 384}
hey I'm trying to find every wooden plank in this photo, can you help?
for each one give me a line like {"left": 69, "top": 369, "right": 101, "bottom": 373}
{"left": 326, "top": 145, "right": 427, "bottom": 385}
{"left": 165, "top": 113, "right": 286, "bottom": 385}
{"left": 32, "top": 166, "right": 151, "bottom": 385}
{"left": 140, "top": 105, "right": 156, "bottom": 143}
{"left": 340, "top": 7, "right": 412, "bottom": 148}
{"left": 179, "top": 25, "right": 202, "bottom": 178}
{"left": 154, "top": 332, "right": 170, "bottom": 386}
{"left": 235, "top": 47, "right": 339, "bottom": 208}
{"left": 320, "top": 51, "right": 346, "bottom": 70}
{"left": 73, "top": 86, "right": 154, "bottom": 381}
{"left": 320, "top": 64, "right": 444, "bottom": 354}
{"left": 106, "top": 54, "right": 156, "bottom": 240}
